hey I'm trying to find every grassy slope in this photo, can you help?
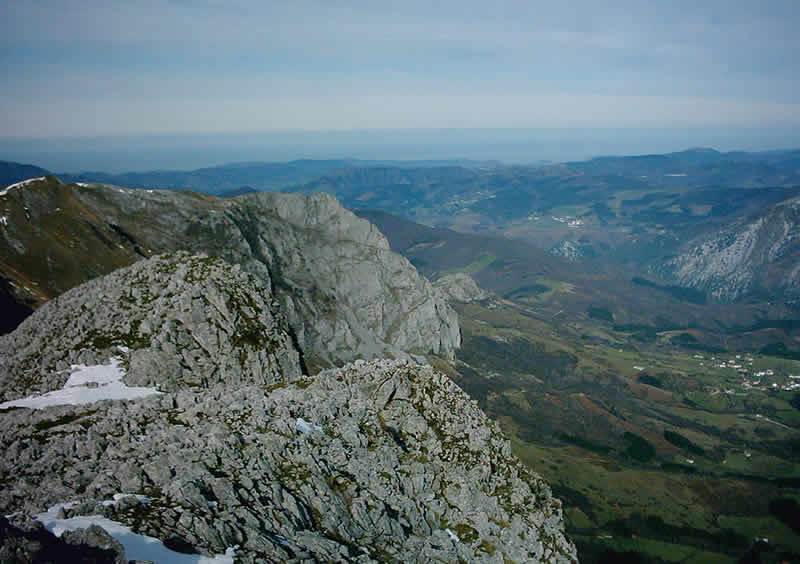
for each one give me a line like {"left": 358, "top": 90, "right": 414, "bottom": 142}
{"left": 442, "top": 299, "right": 800, "bottom": 563}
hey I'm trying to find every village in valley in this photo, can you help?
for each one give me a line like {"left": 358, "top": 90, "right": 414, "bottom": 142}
{"left": 633, "top": 351, "right": 800, "bottom": 396}
{"left": 693, "top": 353, "right": 800, "bottom": 395}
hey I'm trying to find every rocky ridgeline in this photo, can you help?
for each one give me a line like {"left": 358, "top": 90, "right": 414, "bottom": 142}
{"left": 0, "top": 178, "right": 460, "bottom": 370}
{"left": 0, "top": 254, "right": 576, "bottom": 563}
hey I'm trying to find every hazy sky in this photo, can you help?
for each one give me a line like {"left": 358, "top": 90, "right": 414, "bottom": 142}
{"left": 2, "top": 1, "right": 799, "bottom": 140}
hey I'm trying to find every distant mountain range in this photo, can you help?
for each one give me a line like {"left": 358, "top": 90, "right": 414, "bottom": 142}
{"left": 1, "top": 158, "right": 500, "bottom": 196}
{"left": 3, "top": 146, "right": 800, "bottom": 310}
{"left": 49, "top": 159, "right": 499, "bottom": 194}
{"left": 0, "top": 161, "right": 50, "bottom": 188}
{"left": 3, "top": 146, "right": 797, "bottom": 195}
{"left": 565, "top": 147, "right": 800, "bottom": 187}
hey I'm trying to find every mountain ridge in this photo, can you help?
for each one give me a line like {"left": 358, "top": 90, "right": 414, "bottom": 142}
{"left": 0, "top": 252, "right": 576, "bottom": 563}
{"left": 0, "top": 177, "right": 460, "bottom": 371}
{"left": 658, "top": 195, "right": 800, "bottom": 303}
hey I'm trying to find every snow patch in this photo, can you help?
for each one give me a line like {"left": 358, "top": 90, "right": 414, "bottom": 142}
{"left": 0, "top": 177, "right": 46, "bottom": 196}
{"left": 101, "top": 493, "right": 150, "bottom": 507}
{"left": 35, "top": 503, "right": 236, "bottom": 563}
{"left": 0, "top": 357, "right": 161, "bottom": 410}
{"left": 0, "top": 216, "right": 7, "bottom": 226}
{"left": 445, "top": 528, "right": 459, "bottom": 542}
{"left": 295, "top": 417, "right": 322, "bottom": 434}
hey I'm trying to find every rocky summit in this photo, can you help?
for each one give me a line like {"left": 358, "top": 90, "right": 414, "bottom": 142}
{"left": 0, "top": 178, "right": 460, "bottom": 371}
{"left": 0, "top": 253, "right": 576, "bottom": 563}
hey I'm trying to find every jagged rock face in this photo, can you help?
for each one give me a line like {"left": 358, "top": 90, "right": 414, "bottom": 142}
{"left": 434, "top": 273, "right": 490, "bottom": 303}
{"left": 0, "top": 178, "right": 460, "bottom": 369}
{"left": 228, "top": 192, "right": 461, "bottom": 368}
{"left": 658, "top": 196, "right": 800, "bottom": 303}
{"left": 0, "top": 255, "right": 576, "bottom": 563}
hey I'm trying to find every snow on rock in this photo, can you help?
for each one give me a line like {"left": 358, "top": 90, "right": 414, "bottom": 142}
{"left": 295, "top": 417, "right": 322, "bottom": 434}
{"left": 0, "top": 357, "right": 161, "bottom": 410}
{"left": 35, "top": 502, "right": 237, "bottom": 564}
{"left": 101, "top": 493, "right": 150, "bottom": 507}
{"left": 0, "top": 177, "right": 46, "bottom": 196}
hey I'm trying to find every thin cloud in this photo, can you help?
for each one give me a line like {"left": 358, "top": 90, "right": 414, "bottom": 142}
{"left": 1, "top": 1, "right": 797, "bottom": 136}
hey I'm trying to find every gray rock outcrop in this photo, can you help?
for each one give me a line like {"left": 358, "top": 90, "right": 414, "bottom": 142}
{"left": 434, "top": 273, "right": 491, "bottom": 303}
{"left": 658, "top": 196, "right": 800, "bottom": 303}
{"left": 0, "top": 514, "right": 126, "bottom": 564}
{"left": 227, "top": 192, "right": 461, "bottom": 368}
{"left": 0, "top": 253, "right": 576, "bottom": 563}
{"left": 0, "top": 253, "right": 302, "bottom": 401}
{"left": 0, "top": 178, "right": 460, "bottom": 370}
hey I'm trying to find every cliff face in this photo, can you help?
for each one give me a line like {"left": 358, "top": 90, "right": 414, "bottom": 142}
{"left": 0, "top": 178, "right": 460, "bottom": 369}
{"left": 0, "top": 254, "right": 576, "bottom": 563}
{"left": 228, "top": 192, "right": 461, "bottom": 368}
{"left": 658, "top": 196, "right": 800, "bottom": 304}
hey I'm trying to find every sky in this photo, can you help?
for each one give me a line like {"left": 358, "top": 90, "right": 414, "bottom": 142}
{"left": 1, "top": 1, "right": 799, "bottom": 167}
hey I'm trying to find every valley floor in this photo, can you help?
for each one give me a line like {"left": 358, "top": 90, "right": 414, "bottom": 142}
{"left": 438, "top": 299, "right": 800, "bottom": 563}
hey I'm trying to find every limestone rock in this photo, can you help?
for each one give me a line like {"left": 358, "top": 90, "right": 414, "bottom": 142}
{"left": 434, "top": 273, "right": 491, "bottom": 303}
{"left": 0, "top": 253, "right": 302, "bottom": 401}
{"left": 0, "top": 178, "right": 460, "bottom": 369}
{"left": 227, "top": 191, "right": 461, "bottom": 369}
{"left": 658, "top": 196, "right": 800, "bottom": 303}
{"left": 0, "top": 514, "right": 125, "bottom": 563}
{"left": 0, "top": 254, "right": 575, "bottom": 563}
